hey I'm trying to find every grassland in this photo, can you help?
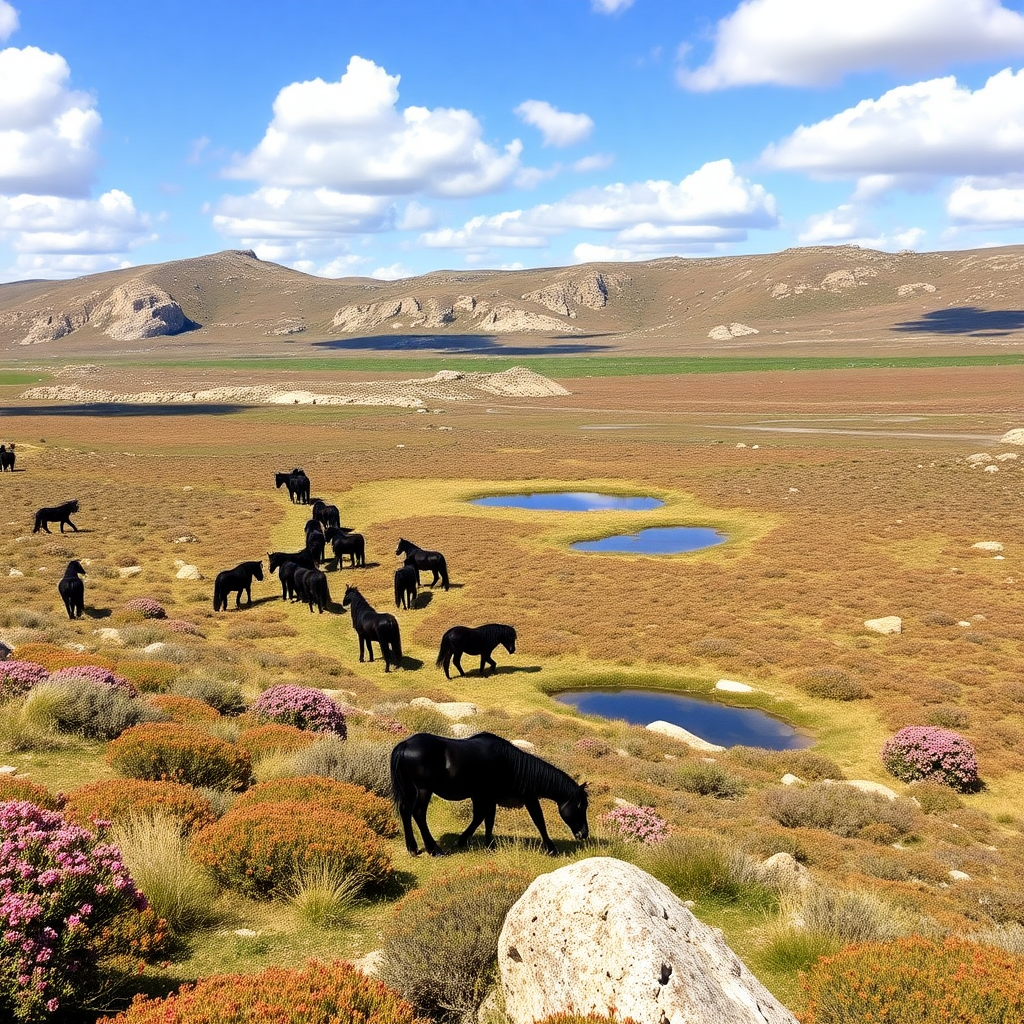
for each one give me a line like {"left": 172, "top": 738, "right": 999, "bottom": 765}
{"left": 1, "top": 356, "right": 1023, "bottom": 1015}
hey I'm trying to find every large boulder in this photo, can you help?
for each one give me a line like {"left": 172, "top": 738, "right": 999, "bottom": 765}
{"left": 498, "top": 857, "right": 797, "bottom": 1024}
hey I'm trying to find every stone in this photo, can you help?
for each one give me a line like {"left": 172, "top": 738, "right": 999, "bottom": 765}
{"left": 966, "top": 452, "right": 993, "bottom": 465}
{"left": 972, "top": 541, "right": 1004, "bottom": 552}
{"left": 409, "top": 696, "right": 480, "bottom": 720}
{"left": 450, "top": 723, "right": 475, "bottom": 738}
{"left": 757, "top": 853, "right": 809, "bottom": 891}
{"left": 949, "top": 870, "right": 971, "bottom": 882}
{"left": 716, "top": 679, "right": 753, "bottom": 693}
{"left": 118, "top": 566, "right": 142, "bottom": 578}
{"left": 864, "top": 616, "right": 902, "bottom": 635}
{"left": 349, "top": 949, "right": 383, "bottom": 976}
{"left": 93, "top": 628, "right": 123, "bottom": 644}
{"left": 143, "top": 642, "right": 170, "bottom": 656}
{"left": 984, "top": 465, "right": 999, "bottom": 473}
{"left": 511, "top": 739, "right": 536, "bottom": 752}
{"left": 999, "top": 429, "right": 1024, "bottom": 445}
{"left": 499, "top": 857, "right": 797, "bottom": 1024}
{"left": 8, "top": 568, "right": 23, "bottom": 577}
{"left": 780, "top": 773, "right": 804, "bottom": 786}
{"left": 0, "top": 765, "right": 17, "bottom": 776}
{"left": 646, "top": 720, "right": 726, "bottom": 753}
{"left": 996, "top": 452, "right": 1019, "bottom": 461}
{"left": 175, "top": 563, "right": 202, "bottom": 581}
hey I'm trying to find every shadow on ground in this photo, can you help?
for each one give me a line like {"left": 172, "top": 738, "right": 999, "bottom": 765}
{"left": 312, "top": 333, "right": 613, "bottom": 355}
{"left": 6, "top": 403, "right": 253, "bottom": 417}
{"left": 892, "top": 307, "right": 1024, "bottom": 336}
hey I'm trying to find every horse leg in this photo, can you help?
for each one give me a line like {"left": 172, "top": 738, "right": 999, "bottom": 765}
{"left": 483, "top": 651, "right": 498, "bottom": 676}
{"left": 411, "top": 792, "right": 443, "bottom": 856}
{"left": 399, "top": 804, "right": 420, "bottom": 855}
{"left": 452, "top": 651, "right": 466, "bottom": 677}
{"left": 524, "top": 797, "right": 558, "bottom": 855}
{"left": 456, "top": 797, "right": 490, "bottom": 849}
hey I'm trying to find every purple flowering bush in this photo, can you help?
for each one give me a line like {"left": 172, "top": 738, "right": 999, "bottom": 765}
{"left": 881, "top": 726, "right": 980, "bottom": 792}
{"left": 0, "top": 661, "right": 50, "bottom": 700}
{"left": 603, "top": 804, "right": 670, "bottom": 845}
{"left": 47, "top": 666, "right": 138, "bottom": 698}
{"left": 250, "top": 685, "right": 348, "bottom": 736}
{"left": 122, "top": 598, "right": 166, "bottom": 620}
{"left": 0, "top": 800, "right": 149, "bottom": 1023}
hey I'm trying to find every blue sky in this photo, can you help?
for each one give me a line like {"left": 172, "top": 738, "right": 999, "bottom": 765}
{"left": 1, "top": 0, "right": 1024, "bottom": 282}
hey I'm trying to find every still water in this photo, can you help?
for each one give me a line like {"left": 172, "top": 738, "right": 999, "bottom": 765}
{"left": 472, "top": 492, "right": 663, "bottom": 511}
{"left": 571, "top": 526, "right": 726, "bottom": 554}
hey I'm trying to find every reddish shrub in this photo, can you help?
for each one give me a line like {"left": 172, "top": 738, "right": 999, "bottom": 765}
{"left": 97, "top": 960, "right": 426, "bottom": 1024}
{"left": 64, "top": 779, "right": 216, "bottom": 834}
{"left": 0, "top": 775, "right": 63, "bottom": 810}
{"left": 191, "top": 800, "right": 394, "bottom": 898}
{"left": 235, "top": 723, "right": 318, "bottom": 760}
{"left": 146, "top": 694, "right": 220, "bottom": 723}
{"left": 231, "top": 776, "right": 397, "bottom": 837}
{"left": 106, "top": 723, "right": 252, "bottom": 791}
{"left": 123, "top": 598, "right": 166, "bottom": 619}
{"left": 11, "top": 643, "right": 116, "bottom": 672}
{"left": 115, "top": 660, "right": 178, "bottom": 693}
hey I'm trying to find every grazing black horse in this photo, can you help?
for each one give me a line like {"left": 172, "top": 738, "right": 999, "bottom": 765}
{"left": 312, "top": 499, "right": 341, "bottom": 532}
{"left": 0, "top": 445, "right": 14, "bottom": 471}
{"left": 213, "top": 560, "right": 264, "bottom": 611}
{"left": 293, "top": 566, "right": 332, "bottom": 613}
{"left": 268, "top": 549, "right": 316, "bottom": 599}
{"left": 305, "top": 530, "right": 325, "bottom": 568}
{"left": 327, "top": 526, "right": 365, "bottom": 568}
{"left": 394, "top": 564, "right": 418, "bottom": 609}
{"left": 33, "top": 499, "right": 79, "bottom": 534}
{"left": 395, "top": 538, "right": 449, "bottom": 590}
{"left": 57, "top": 559, "right": 86, "bottom": 620}
{"left": 274, "top": 469, "right": 310, "bottom": 504}
{"left": 342, "top": 585, "right": 402, "bottom": 671}
{"left": 390, "top": 731, "right": 589, "bottom": 857}
{"left": 437, "top": 624, "right": 516, "bottom": 679}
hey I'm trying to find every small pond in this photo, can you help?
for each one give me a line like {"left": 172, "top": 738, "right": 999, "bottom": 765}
{"left": 571, "top": 526, "right": 726, "bottom": 554}
{"left": 554, "top": 689, "right": 810, "bottom": 750}
{"left": 472, "top": 492, "right": 663, "bottom": 512}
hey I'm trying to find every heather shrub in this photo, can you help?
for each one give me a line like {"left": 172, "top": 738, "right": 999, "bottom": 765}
{"left": 0, "top": 801, "right": 149, "bottom": 1023}
{"left": 800, "top": 667, "right": 870, "bottom": 700}
{"left": 911, "top": 781, "right": 963, "bottom": 814}
{"left": 379, "top": 864, "right": 532, "bottom": 1022}
{"left": 881, "top": 726, "right": 980, "bottom": 791}
{"left": 230, "top": 776, "right": 397, "bottom": 837}
{"left": 926, "top": 705, "right": 970, "bottom": 729}
{"left": 0, "top": 660, "right": 49, "bottom": 699}
{"left": 251, "top": 684, "right": 348, "bottom": 735}
{"left": 728, "top": 746, "right": 844, "bottom": 781}
{"left": 145, "top": 693, "right": 220, "bottom": 723}
{"left": 64, "top": 779, "right": 216, "bottom": 834}
{"left": 236, "top": 723, "right": 318, "bottom": 760}
{"left": 292, "top": 736, "right": 394, "bottom": 798}
{"left": 675, "top": 761, "right": 745, "bottom": 798}
{"left": 163, "top": 619, "right": 203, "bottom": 637}
{"left": 106, "top": 723, "right": 253, "bottom": 791}
{"left": 171, "top": 674, "right": 245, "bottom": 715}
{"left": 573, "top": 736, "right": 612, "bottom": 758}
{"left": 801, "top": 936, "right": 1024, "bottom": 1024}
{"left": 190, "top": 800, "right": 394, "bottom": 898}
{"left": 0, "top": 775, "right": 63, "bottom": 810}
{"left": 47, "top": 665, "right": 137, "bottom": 697}
{"left": 762, "top": 782, "right": 918, "bottom": 838}
{"left": 603, "top": 804, "right": 670, "bottom": 845}
{"left": 29, "top": 679, "right": 160, "bottom": 740}
{"left": 115, "top": 660, "right": 178, "bottom": 693}
{"left": 123, "top": 598, "right": 166, "bottom": 619}
{"left": 98, "top": 960, "right": 425, "bottom": 1024}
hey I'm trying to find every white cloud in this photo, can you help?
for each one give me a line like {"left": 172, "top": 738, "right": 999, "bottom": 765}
{"left": 2, "top": 253, "right": 132, "bottom": 281}
{"left": 762, "top": 69, "right": 1024, "bottom": 179}
{"left": 591, "top": 0, "right": 636, "bottom": 13}
{"left": 396, "top": 201, "right": 434, "bottom": 230}
{"left": 947, "top": 177, "right": 1024, "bottom": 226}
{"left": 798, "top": 204, "right": 869, "bottom": 243}
{"left": 573, "top": 153, "right": 615, "bottom": 173}
{"left": 371, "top": 262, "right": 415, "bottom": 280}
{"left": 0, "top": 2, "right": 18, "bottom": 41}
{"left": 514, "top": 100, "right": 594, "bottom": 147}
{"left": 681, "top": 0, "right": 1024, "bottom": 90}
{"left": 420, "top": 210, "right": 554, "bottom": 249}
{"left": 0, "top": 46, "right": 101, "bottom": 196}
{"left": 226, "top": 55, "right": 522, "bottom": 198}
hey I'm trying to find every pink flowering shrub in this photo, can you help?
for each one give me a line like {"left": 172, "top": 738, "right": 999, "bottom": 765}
{"left": 251, "top": 685, "right": 348, "bottom": 736}
{"left": 47, "top": 666, "right": 138, "bottom": 698}
{"left": 163, "top": 619, "right": 202, "bottom": 636}
{"left": 574, "top": 737, "right": 612, "bottom": 758}
{"left": 0, "top": 661, "right": 49, "bottom": 700}
{"left": 603, "top": 804, "right": 670, "bottom": 845}
{"left": 881, "top": 726, "right": 980, "bottom": 792}
{"left": 123, "top": 598, "right": 166, "bottom": 620}
{"left": 0, "top": 800, "right": 149, "bottom": 1023}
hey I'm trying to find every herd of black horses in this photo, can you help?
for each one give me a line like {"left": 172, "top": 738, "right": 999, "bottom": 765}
{"left": 17, "top": 464, "right": 590, "bottom": 853}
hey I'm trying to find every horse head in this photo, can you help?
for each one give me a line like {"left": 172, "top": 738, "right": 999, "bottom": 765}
{"left": 67, "top": 559, "right": 86, "bottom": 577}
{"left": 558, "top": 781, "right": 589, "bottom": 842}
{"left": 395, "top": 538, "right": 410, "bottom": 556}
{"left": 254, "top": 561, "right": 265, "bottom": 581}
{"left": 342, "top": 585, "right": 358, "bottom": 608}
{"left": 69, "top": 500, "right": 80, "bottom": 513}
{"left": 504, "top": 627, "right": 517, "bottom": 655}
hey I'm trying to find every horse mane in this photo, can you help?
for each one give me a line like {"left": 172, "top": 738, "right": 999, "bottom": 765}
{"left": 480, "top": 624, "right": 515, "bottom": 645}
{"left": 478, "top": 732, "right": 579, "bottom": 802}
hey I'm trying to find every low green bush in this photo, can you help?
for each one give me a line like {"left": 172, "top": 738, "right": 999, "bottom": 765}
{"left": 675, "top": 761, "right": 744, "bottom": 798}
{"left": 171, "top": 674, "right": 246, "bottom": 715}
{"left": 291, "top": 736, "right": 394, "bottom": 798}
{"left": 800, "top": 667, "right": 870, "bottom": 701}
{"left": 762, "top": 782, "right": 918, "bottom": 838}
{"left": 28, "top": 679, "right": 161, "bottom": 740}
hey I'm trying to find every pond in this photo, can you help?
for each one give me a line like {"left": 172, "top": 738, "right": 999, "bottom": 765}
{"left": 554, "top": 689, "right": 810, "bottom": 750}
{"left": 472, "top": 492, "right": 663, "bottom": 512}
{"left": 571, "top": 526, "right": 726, "bottom": 554}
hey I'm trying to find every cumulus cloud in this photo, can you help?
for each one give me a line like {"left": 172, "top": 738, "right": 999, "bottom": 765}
{"left": 514, "top": 100, "right": 594, "bottom": 147}
{"left": 798, "top": 204, "right": 870, "bottom": 243}
{"left": 0, "top": 1, "right": 18, "bottom": 41}
{"left": 0, "top": 46, "right": 101, "bottom": 197}
{"left": 420, "top": 210, "right": 554, "bottom": 249}
{"left": 762, "top": 69, "right": 1024, "bottom": 180}
{"left": 371, "top": 262, "right": 415, "bottom": 280}
{"left": 680, "top": 0, "right": 1024, "bottom": 90}
{"left": 947, "top": 177, "right": 1024, "bottom": 227}
{"left": 226, "top": 55, "right": 522, "bottom": 198}
{"left": 591, "top": 0, "right": 636, "bottom": 13}
{"left": 573, "top": 153, "right": 615, "bottom": 173}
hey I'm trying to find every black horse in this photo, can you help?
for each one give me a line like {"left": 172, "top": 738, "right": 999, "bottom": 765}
{"left": 327, "top": 526, "right": 365, "bottom": 568}
{"left": 213, "top": 560, "right": 264, "bottom": 611}
{"left": 395, "top": 538, "right": 449, "bottom": 590}
{"left": 342, "top": 585, "right": 402, "bottom": 671}
{"left": 57, "top": 559, "right": 86, "bottom": 620}
{"left": 394, "top": 564, "right": 418, "bottom": 609}
{"left": 390, "top": 731, "right": 589, "bottom": 857}
{"left": 305, "top": 530, "right": 325, "bottom": 568}
{"left": 0, "top": 445, "right": 14, "bottom": 472}
{"left": 275, "top": 469, "right": 310, "bottom": 504}
{"left": 33, "top": 499, "right": 79, "bottom": 534}
{"left": 268, "top": 549, "right": 316, "bottom": 599}
{"left": 293, "top": 566, "right": 331, "bottom": 613}
{"left": 312, "top": 499, "right": 341, "bottom": 532}
{"left": 437, "top": 624, "right": 516, "bottom": 679}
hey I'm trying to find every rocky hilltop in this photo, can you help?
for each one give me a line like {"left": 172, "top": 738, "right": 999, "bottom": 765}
{"left": 2, "top": 244, "right": 1023, "bottom": 355}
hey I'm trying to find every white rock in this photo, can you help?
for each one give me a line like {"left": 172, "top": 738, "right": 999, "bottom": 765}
{"left": 780, "top": 773, "right": 804, "bottom": 786}
{"left": 757, "top": 852, "right": 810, "bottom": 891}
{"left": 8, "top": 568, "right": 23, "bottom": 577}
{"left": 409, "top": 696, "right": 479, "bottom": 720}
{"left": 511, "top": 739, "right": 536, "bottom": 752}
{"left": 998, "top": 429, "right": 1024, "bottom": 446}
{"left": 864, "top": 616, "right": 902, "bottom": 635}
{"left": 949, "top": 870, "right": 971, "bottom": 882}
{"left": 234, "top": 928, "right": 258, "bottom": 938}
{"left": 715, "top": 679, "right": 753, "bottom": 693}
{"left": 143, "top": 642, "right": 169, "bottom": 656}
{"left": 646, "top": 720, "right": 726, "bottom": 753}
{"left": 118, "top": 566, "right": 142, "bottom": 578}
{"left": 175, "top": 563, "right": 202, "bottom": 581}
{"left": 735, "top": 443, "right": 747, "bottom": 449}
{"left": 182, "top": 486, "right": 194, "bottom": 492}
{"left": 93, "top": 628, "right": 123, "bottom": 644}
{"left": 499, "top": 857, "right": 797, "bottom": 1024}
{"left": 984, "top": 465, "right": 999, "bottom": 473}
{"left": 996, "top": 452, "right": 1019, "bottom": 461}
{"left": 966, "top": 452, "right": 993, "bottom": 465}
{"left": 350, "top": 949, "right": 383, "bottom": 976}
{"left": 450, "top": 723, "right": 475, "bottom": 738}
{"left": 0, "top": 765, "right": 17, "bottom": 776}
{"left": 972, "top": 541, "right": 1004, "bottom": 552}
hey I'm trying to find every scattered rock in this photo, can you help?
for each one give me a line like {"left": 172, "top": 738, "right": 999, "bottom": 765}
{"left": 996, "top": 452, "right": 1019, "bottom": 461}
{"left": 949, "top": 870, "right": 971, "bottom": 882}
{"left": 511, "top": 739, "right": 536, "bottom": 752}
{"left": 450, "top": 723, "right": 475, "bottom": 738}
{"left": 409, "top": 696, "right": 479, "bottom": 720}
{"left": 93, "top": 628, "right": 123, "bottom": 644}
{"left": 780, "top": 773, "right": 804, "bottom": 786}
{"left": 498, "top": 857, "right": 797, "bottom": 1024}
{"left": 0, "top": 765, "right": 17, "bottom": 776}
{"left": 715, "top": 679, "right": 753, "bottom": 693}
{"left": 864, "top": 616, "right": 902, "bottom": 635}
{"left": 646, "top": 720, "right": 726, "bottom": 753}
{"left": 708, "top": 322, "right": 759, "bottom": 340}
{"left": 175, "top": 563, "right": 202, "bottom": 581}
{"left": 349, "top": 949, "right": 383, "bottom": 976}
{"left": 8, "top": 568, "right": 23, "bottom": 577}
{"left": 966, "top": 452, "right": 993, "bottom": 466}
{"left": 143, "top": 642, "right": 170, "bottom": 656}
{"left": 173, "top": 535, "right": 198, "bottom": 544}
{"left": 118, "top": 566, "right": 142, "bottom": 578}
{"left": 99, "top": 280, "right": 189, "bottom": 341}
{"left": 896, "top": 282, "right": 936, "bottom": 297}
{"left": 757, "top": 852, "right": 810, "bottom": 891}
{"left": 999, "top": 429, "right": 1024, "bottom": 445}
{"left": 984, "top": 465, "right": 998, "bottom": 473}
{"left": 972, "top": 541, "right": 1004, "bottom": 552}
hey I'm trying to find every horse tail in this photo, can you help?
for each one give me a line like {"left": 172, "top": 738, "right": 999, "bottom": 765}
{"left": 389, "top": 740, "right": 410, "bottom": 809}
{"left": 438, "top": 555, "right": 450, "bottom": 591}
{"left": 32, "top": 510, "right": 41, "bottom": 533}
{"left": 394, "top": 572, "right": 403, "bottom": 608}
{"left": 436, "top": 631, "right": 452, "bottom": 671}
{"left": 392, "top": 619, "right": 403, "bottom": 665}
{"left": 319, "top": 573, "right": 332, "bottom": 610}
{"left": 212, "top": 576, "right": 223, "bottom": 611}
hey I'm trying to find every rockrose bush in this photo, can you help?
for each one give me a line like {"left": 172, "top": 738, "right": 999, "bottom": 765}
{"left": 64, "top": 779, "right": 216, "bottom": 835}
{"left": 603, "top": 804, "right": 670, "bottom": 845}
{"left": 881, "top": 726, "right": 980, "bottom": 791}
{"left": 0, "top": 801, "right": 149, "bottom": 1023}
{"left": 97, "top": 960, "right": 426, "bottom": 1024}
{"left": 250, "top": 685, "right": 347, "bottom": 735}
{"left": 0, "top": 660, "right": 49, "bottom": 699}
{"left": 123, "top": 598, "right": 166, "bottom": 620}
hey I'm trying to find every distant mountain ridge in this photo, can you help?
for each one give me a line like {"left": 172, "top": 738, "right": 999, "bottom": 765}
{"left": 2, "top": 244, "right": 1024, "bottom": 355}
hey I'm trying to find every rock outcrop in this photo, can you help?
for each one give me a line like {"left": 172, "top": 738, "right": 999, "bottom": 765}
{"left": 98, "top": 281, "right": 189, "bottom": 340}
{"left": 499, "top": 857, "right": 797, "bottom": 1024}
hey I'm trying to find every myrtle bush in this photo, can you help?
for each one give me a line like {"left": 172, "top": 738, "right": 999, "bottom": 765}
{"left": 236, "top": 723, "right": 318, "bottom": 760}
{"left": 379, "top": 864, "right": 533, "bottom": 1022}
{"left": 881, "top": 726, "right": 980, "bottom": 792}
{"left": 0, "top": 801, "right": 150, "bottom": 1023}
{"left": 123, "top": 598, "right": 166, "bottom": 620}
{"left": 603, "top": 804, "right": 670, "bottom": 845}
{"left": 0, "top": 660, "right": 49, "bottom": 699}
{"left": 251, "top": 685, "right": 348, "bottom": 735}
{"left": 97, "top": 960, "right": 425, "bottom": 1024}
{"left": 291, "top": 737, "right": 393, "bottom": 798}
{"left": 762, "top": 782, "right": 918, "bottom": 839}
{"left": 64, "top": 779, "right": 216, "bottom": 834}
{"left": 801, "top": 936, "right": 1024, "bottom": 1024}
{"left": 0, "top": 776, "right": 63, "bottom": 811}
{"left": 231, "top": 776, "right": 397, "bottom": 837}
{"left": 190, "top": 800, "right": 394, "bottom": 898}
{"left": 33, "top": 679, "right": 160, "bottom": 740}
{"left": 675, "top": 761, "right": 745, "bottom": 798}
{"left": 47, "top": 665, "right": 137, "bottom": 697}
{"left": 106, "top": 723, "right": 253, "bottom": 791}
